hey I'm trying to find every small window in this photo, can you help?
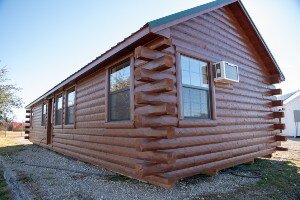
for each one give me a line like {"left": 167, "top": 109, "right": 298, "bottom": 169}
{"left": 41, "top": 104, "right": 47, "bottom": 126}
{"left": 66, "top": 90, "right": 75, "bottom": 124}
{"left": 55, "top": 96, "right": 63, "bottom": 125}
{"left": 181, "top": 55, "right": 210, "bottom": 119}
{"left": 108, "top": 62, "right": 130, "bottom": 121}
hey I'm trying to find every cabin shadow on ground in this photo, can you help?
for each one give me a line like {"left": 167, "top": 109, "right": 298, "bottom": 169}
{"left": 0, "top": 144, "right": 30, "bottom": 156}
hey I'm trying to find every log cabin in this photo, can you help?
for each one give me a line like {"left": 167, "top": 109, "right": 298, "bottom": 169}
{"left": 25, "top": 0, "right": 287, "bottom": 188}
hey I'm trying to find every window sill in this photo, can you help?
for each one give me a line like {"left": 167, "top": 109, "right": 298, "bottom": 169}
{"left": 64, "top": 124, "right": 75, "bottom": 129}
{"left": 53, "top": 125, "right": 63, "bottom": 129}
{"left": 179, "top": 119, "right": 218, "bottom": 128}
{"left": 104, "top": 121, "right": 134, "bottom": 129}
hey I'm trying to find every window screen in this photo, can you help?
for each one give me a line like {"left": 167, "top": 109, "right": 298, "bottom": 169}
{"left": 66, "top": 90, "right": 75, "bottom": 124}
{"left": 55, "top": 96, "right": 63, "bottom": 125}
{"left": 41, "top": 104, "right": 47, "bottom": 126}
{"left": 109, "top": 62, "right": 130, "bottom": 121}
{"left": 181, "top": 55, "right": 210, "bottom": 119}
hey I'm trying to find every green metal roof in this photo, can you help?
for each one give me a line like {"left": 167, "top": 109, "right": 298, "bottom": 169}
{"left": 147, "top": 0, "right": 236, "bottom": 28}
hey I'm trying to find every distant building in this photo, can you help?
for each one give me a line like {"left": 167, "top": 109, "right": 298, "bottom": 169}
{"left": 278, "top": 90, "right": 300, "bottom": 137}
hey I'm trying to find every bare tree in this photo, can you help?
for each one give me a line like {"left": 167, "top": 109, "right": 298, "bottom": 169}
{"left": 0, "top": 64, "right": 22, "bottom": 128}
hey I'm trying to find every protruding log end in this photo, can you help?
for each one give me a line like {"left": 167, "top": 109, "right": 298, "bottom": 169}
{"left": 151, "top": 38, "right": 172, "bottom": 51}
{"left": 269, "top": 88, "right": 282, "bottom": 95}
{"left": 276, "top": 146, "right": 288, "bottom": 151}
{"left": 271, "top": 100, "right": 283, "bottom": 107}
{"left": 274, "top": 123, "right": 285, "bottom": 130}
{"left": 275, "top": 135, "right": 287, "bottom": 142}
{"left": 273, "top": 111, "right": 284, "bottom": 118}
{"left": 135, "top": 46, "right": 164, "bottom": 61}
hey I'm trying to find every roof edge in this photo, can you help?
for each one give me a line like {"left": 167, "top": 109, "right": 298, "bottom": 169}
{"left": 236, "top": 0, "right": 285, "bottom": 81}
{"left": 148, "top": 0, "right": 237, "bottom": 32}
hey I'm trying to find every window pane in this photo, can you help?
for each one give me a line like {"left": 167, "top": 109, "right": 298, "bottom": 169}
{"left": 66, "top": 90, "right": 75, "bottom": 124}
{"left": 67, "top": 91, "right": 75, "bottom": 107}
{"left": 110, "top": 64, "right": 130, "bottom": 92}
{"left": 182, "top": 87, "right": 209, "bottom": 119}
{"left": 109, "top": 90, "right": 130, "bottom": 121}
{"left": 181, "top": 55, "right": 210, "bottom": 119}
{"left": 182, "top": 70, "right": 190, "bottom": 85}
{"left": 190, "top": 72, "right": 201, "bottom": 87}
{"left": 55, "top": 109, "right": 62, "bottom": 125}
{"left": 181, "top": 55, "right": 209, "bottom": 88}
{"left": 190, "top": 59, "right": 200, "bottom": 74}
{"left": 109, "top": 62, "right": 131, "bottom": 121}
{"left": 181, "top": 56, "right": 190, "bottom": 71}
{"left": 66, "top": 106, "right": 74, "bottom": 124}
{"left": 57, "top": 97, "right": 62, "bottom": 110}
{"left": 55, "top": 96, "right": 63, "bottom": 125}
{"left": 41, "top": 104, "right": 47, "bottom": 126}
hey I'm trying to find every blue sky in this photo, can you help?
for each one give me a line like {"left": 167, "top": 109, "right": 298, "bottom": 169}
{"left": 0, "top": 0, "right": 299, "bottom": 121}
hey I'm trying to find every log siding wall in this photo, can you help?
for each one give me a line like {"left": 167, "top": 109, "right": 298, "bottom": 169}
{"left": 26, "top": 6, "right": 285, "bottom": 188}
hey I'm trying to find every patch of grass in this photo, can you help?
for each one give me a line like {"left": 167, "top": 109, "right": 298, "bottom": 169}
{"left": 0, "top": 170, "right": 11, "bottom": 200}
{"left": 223, "top": 158, "right": 300, "bottom": 200}
{"left": 242, "top": 159, "right": 299, "bottom": 191}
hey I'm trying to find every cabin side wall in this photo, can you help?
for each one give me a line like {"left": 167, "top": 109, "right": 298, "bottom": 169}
{"left": 27, "top": 51, "right": 177, "bottom": 188}
{"left": 134, "top": 6, "right": 284, "bottom": 182}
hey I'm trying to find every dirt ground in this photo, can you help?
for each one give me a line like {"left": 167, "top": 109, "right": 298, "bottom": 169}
{"left": 0, "top": 132, "right": 299, "bottom": 200}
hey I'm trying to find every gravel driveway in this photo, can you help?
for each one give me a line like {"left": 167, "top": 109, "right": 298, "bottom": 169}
{"left": 1, "top": 133, "right": 299, "bottom": 200}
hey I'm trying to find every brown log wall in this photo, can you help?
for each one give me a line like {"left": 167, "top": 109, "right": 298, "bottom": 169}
{"left": 28, "top": 6, "right": 285, "bottom": 188}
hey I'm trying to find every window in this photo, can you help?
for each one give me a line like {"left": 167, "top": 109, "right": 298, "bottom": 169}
{"left": 66, "top": 90, "right": 75, "bottom": 124}
{"left": 41, "top": 104, "right": 47, "bottom": 126}
{"left": 108, "top": 62, "right": 131, "bottom": 121}
{"left": 181, "top": 55, "right": 210, "bottom": 119}
{"left": 55, "top": 96, "right": 63, "bottom": 125}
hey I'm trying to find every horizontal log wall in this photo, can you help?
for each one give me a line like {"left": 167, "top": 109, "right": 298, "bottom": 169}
{"left": 143, "top": 6, "right": 283, "bottom": 182}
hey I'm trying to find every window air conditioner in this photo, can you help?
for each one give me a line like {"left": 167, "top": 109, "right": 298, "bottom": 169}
{"left": 214, "top": 61, "right": 239, "bottom": 83}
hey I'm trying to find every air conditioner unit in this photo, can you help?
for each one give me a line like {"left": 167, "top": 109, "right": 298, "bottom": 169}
{"left": 214, "top": 61, "right": 239, "bottom": 83}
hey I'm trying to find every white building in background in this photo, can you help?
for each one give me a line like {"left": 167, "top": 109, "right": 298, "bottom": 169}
{"left": 278, "top": 90, "right": 300, "bottom": 138}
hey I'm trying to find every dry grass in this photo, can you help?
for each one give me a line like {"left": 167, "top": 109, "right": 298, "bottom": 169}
{"left": 0, "top": 131, "right": 31, "bottom": 200}
{"left": 0, "top": 131, "right": 30, "bottom": 156}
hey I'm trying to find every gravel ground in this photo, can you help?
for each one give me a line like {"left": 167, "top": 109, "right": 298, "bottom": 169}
{"left": 1, "top": 134, "right": 299, "bottom": 200}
